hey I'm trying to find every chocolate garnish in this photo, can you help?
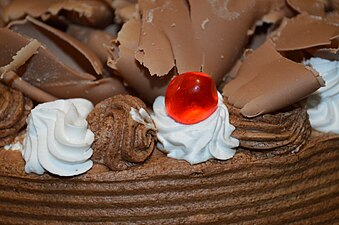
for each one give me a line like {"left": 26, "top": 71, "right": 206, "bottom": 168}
{"left": 109, "top": 0, "right": 287, "bottom": 103}
{"left": 0, "top": 25, "right": 127, "bottom": 104}
{"left": 2, "top": 71, "right": 57, "bottom": 103}
{"left": 8, "top": 16, "right": 104, "bottom": 76}
{"left": 0, "top": 83, "right": 32, "bottom": 147}
{"left": 226, "top": 98, "right": 311, "bottom": 158}
{"left": 272, "top": 14, "right": 339, "bottom": 51}
{"left": 111, "top": 0, "right": 139, "bottom": 23}
{"left": 87, "top": 95, "right": 156, "bottom": 171}
{"left": 108, "top": 19, "right": 175, "bottom": 103}
{"left": 67, "top": 24, "right": 115, "bottom": 65}
{"left": 3, "top": 0, "right": 114, "bottom": 28}
{"left": 223, "top": 39, "right": 324, "bottom": 118}
{"left": 286, "top": 0, "right": 327, "bottom": 16}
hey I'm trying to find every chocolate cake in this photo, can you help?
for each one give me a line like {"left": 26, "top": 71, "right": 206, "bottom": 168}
{"left": 0, "top": 0, "right": 338, "bottom": 224}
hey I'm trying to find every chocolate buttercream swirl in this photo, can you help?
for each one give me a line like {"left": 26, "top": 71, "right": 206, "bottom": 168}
{"left": 87, "top": 95, "right": 156, "bottom": 171}
{"left": 225, "top": 98, "right": 311, "bottom": 158}
{"left": 0, "top": 83, "right": 32, "bottom": 147}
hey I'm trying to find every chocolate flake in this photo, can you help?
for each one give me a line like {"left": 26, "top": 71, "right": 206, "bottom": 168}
{"left": 223, "top": 39, "right": 324, "bottom": 118}
{"left": 87, "top": 95, "right": 156, "bottom": 171}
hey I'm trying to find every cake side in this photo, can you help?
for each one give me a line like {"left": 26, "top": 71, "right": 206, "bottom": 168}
{"left": 0, "top": 132, "right": 338, "bottom": 224}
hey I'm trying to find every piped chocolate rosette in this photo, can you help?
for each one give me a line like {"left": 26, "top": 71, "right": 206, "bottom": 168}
{"left": 87, "top": 95, "right": 156, "bottom": 171}
{"left": 0, "top": 83, "right": 32, "bottom": 147}
{"left": 226, "top": 100, "right": 311, "bottom": 157}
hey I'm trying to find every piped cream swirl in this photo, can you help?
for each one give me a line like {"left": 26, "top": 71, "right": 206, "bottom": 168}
{"left": 305, "top": 58, "right": 339, "bottom": 134}
{"left": 152, "top": 93, "right": 239, "bottom": 164}
{"left": 23, "top": 99, "right": 94, "bottom": 176}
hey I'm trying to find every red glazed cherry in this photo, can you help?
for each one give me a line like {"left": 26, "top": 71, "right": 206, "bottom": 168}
{"left": 165, "top": 72, "right": 218, "bottom": 124}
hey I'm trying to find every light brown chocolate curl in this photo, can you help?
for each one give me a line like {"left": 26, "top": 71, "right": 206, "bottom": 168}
{"left": 0, "top": 22, "right": 127, "bottom": 104}
{"left": 3, "top": 0, "right": 114, "bottom": 28}
{"left": 8, "top": 16, "right": 104, "bottom": 76}
{"left": 2, "top": 71, "right": 57, "bottom": 103}
{"left": 66, "top": 24, "right": 116, "bottom": 65}
{"left": 109, "top": 0, "right": 287, "bottom": 103}
{"left": 287, "top": 0, "right": 328, "bottom": 16}
{"left": 226, "top": 99, "right": 311, "bottom": 158}
{"left": 223, "top": 39, "right": 324, "bottom": 118}
{"left": 0, "top": 83, "right": 32, "bottom": 147}
{"left": 272, "top": 14, "right": 339, "bottom": 51}
{"left": 87, "top": 95, "right": 156, "bottom": 171}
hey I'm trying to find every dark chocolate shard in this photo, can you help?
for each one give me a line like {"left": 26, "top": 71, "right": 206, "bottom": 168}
{"left": 223, "top": 39, "right": 324, "bottom": 118}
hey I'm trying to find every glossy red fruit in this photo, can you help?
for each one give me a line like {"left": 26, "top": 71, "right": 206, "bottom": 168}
{"left": 165, "top": 72, "right": 218, "bottom": 124}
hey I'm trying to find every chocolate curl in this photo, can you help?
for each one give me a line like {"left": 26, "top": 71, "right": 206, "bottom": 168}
{"left": 109, "top": 0, "right": 287, "bottom": 103}
{"left": 66, "top": 24, "right": 116, "bottom": 65}
{"left": 0, "top": 36, "right": 56, "bottom": 102}
{"left": 0, "top": 25, "right": 127, "bottom": 104}
{"left": 0, "top": 83, "right": 32, "bottom": 147}
{"left": 223, "top": 39, "right": 324, "bottom": 118}
{"left": 108, "top": 19, "right": 174, "bottom": 104}
{"left": 2, "top": 71, "right": 57, "bottom": 103}
{"left": 286, "top": 0, "right": 327, "bottom": 16}
{"left": 0, "top": 38, "right": 40, "bottom": 78}
{"left": 87, "top": 95, "right": 156, "bottom": 171}
{"left": 272, "top": 14, "right": 339, "bottom": 51}
{"left": 3, "top": 0, "right": 114, "bottom": 28}
{"left": 8, "top": 16, "right": 104, "bottom": 76}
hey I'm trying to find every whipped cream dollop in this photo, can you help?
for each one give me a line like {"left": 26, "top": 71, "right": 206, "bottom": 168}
{"left": 304, "top": 58, "right": 339, "bottom": 134}
{"left": 23, "top": 99, "right": 95, "bottom": 176}
{"left": 152, "top": 93, "right": 239, "bottom": 164}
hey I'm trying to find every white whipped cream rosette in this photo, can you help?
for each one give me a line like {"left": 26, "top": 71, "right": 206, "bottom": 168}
{"left": 152, "top": 92, "right": 239, "bottom": 164}
{"left": 23, "top": 98, "right": 95, "bottom": 176}
{"left": 305, "top": 58, "right": 339, "bottom": 134}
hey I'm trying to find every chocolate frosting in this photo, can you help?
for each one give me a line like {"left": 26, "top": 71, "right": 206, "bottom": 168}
{"left": 109, "top": 0, "right": 287, "bottom": 103}
{"left": 0, "top": 132, "right": 338, "bottom": 224}
{"left": 0, "top": 83, "right": 32, "bottom": 147}
{"left": 87, "top": 95, "right": 156, "bottom": 171}
{"left": 223, "top": 39, "right": 324, "bottom": 117}
{"left": 226, "top": 99, "right": 311, "bottom": 157}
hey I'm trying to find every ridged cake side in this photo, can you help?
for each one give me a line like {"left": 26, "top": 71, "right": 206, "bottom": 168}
{"left": 0, "top": 133, "right": 338, "bottom": 224}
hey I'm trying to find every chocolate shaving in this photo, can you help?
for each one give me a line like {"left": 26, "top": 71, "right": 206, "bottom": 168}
{"left": 3, "top": 0, "right": 114, "bottom": 28}
{"left": 0, "top": 25, "right": 127, "bottom": 104}
{"left": 109, "top": 0, "right": 287, "bottom": 103}
{"left": 287, "top": 0, "right": 327, "bottom": 16}
{"left": 8, "top": 16, "right": 104, "bottom": 75}
{"left": 87, "top": 95, "right": 156, "bottom": 171}
{"left": 226, "top": 98, "right": 311, "bottom": 158}
{"left": 66, "top": 24, "right": 116, "bottom": 66}
{"left": 272, "top": 14, "right": 339, "bottom": 51}
{"left": 0, "top": 83, "right": 32, "bottom": 147}
{"left": 2, "top": 71, "right": 57, "bottom": 103}
{"left": 223, "top": 39, "right": 324, "bottom": 118}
